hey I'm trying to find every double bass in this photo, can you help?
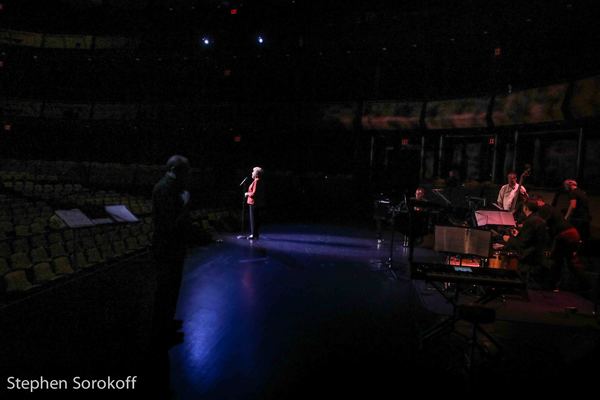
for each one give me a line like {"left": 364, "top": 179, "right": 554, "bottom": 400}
{"left": 509, "top": 164, "right": 531, "bottom": 223}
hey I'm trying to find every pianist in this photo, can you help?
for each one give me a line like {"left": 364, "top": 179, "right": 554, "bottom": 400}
{"left": 411, "top": 187, "right": 431, "bottom": 244}
{"left": 502, "top": 200, "right": 548, "bottom": 285}
{"left": 413, "top": 187, "right": 427, "bottom": 211}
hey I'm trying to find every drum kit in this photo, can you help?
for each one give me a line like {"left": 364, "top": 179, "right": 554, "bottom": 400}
{"left": 488, "top": 249, "right": 519, "bottom": 270}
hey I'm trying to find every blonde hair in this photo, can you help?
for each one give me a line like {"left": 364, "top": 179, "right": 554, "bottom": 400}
{"left": 253, "top": 167, "right": 263, "bottom": 177}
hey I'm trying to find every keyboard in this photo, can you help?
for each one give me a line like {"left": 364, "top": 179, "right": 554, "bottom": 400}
{"left": 411, "top": 262, "right": 525, "bottom": 289}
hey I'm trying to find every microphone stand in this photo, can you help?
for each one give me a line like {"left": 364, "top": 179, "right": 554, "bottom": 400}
{"left": 385, "top": 197, "right": 406, "bottom": 281}
{"left": 237, "top": 177, "right": 249, "bottom": 239}
{"left": 387, "top": 205, "right": 398, "bottom": 279}
{"left": 407, "top": 198, "right": 415, "bottom": 266}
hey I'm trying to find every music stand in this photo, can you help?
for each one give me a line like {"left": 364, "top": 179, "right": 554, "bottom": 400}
{"left": 384, "top": 202, "right": 405, "bottom": 280}
{"left": 474, "top": 210, "right": 515, "bottom": 227}
{"left": 105, "top": 205, "right": 139, "bottom": 223}
{"left": 55, "top": 209, "right": 96, "bottom": 270}
{"left": 56, "top": 205, "right": 140, "bottom": 269}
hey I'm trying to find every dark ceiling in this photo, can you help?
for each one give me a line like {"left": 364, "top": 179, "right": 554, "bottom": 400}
{"left": 1, "top": 0, "right": 600, "bottom": 100}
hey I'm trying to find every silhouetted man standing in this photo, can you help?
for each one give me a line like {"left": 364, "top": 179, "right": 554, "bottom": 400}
{"left": 152, "top": 155, "right": 191, "bottom": 345}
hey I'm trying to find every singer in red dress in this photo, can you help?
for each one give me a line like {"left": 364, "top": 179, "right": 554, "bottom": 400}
{"left": 245, "top": 166, "right": 265, "bottom": 240}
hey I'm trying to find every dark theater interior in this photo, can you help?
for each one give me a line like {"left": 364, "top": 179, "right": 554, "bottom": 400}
{"left": 1, "top": 0, "right": 600, "bottom": 398}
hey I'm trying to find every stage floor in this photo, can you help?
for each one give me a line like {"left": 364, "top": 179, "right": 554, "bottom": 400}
{"left": 169, "top": 224, "right": 600, "bottom": 398}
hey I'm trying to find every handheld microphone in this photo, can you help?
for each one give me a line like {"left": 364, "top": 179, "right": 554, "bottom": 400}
{"left": 239, "top": 176, "right": 249, "bottom": 186}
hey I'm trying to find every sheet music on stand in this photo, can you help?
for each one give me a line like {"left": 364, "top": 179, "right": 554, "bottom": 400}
{"left": 54, "top": 209, "right": 95, "bottom": 228}
{"left": 104, "top": 205, "right": 139, "bottom": 223}
{"left": 475, "top": 210, "right": 515, "bottom": 227}
{"left": 55, "top": 206, "right": 139, "bottom": 228}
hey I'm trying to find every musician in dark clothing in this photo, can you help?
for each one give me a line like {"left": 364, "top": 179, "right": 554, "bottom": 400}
{"left": 564, "top": 179, "right": 591, "bottom": 244}
{"left": 152, "top": 155, "right": 192, "bottom": 346}
{"left": 503, "top": 200, "right": 548, "bottom": 283}
{"left": 536, "top": 196, "right": 587, "bottom": 292}
{"left": 411, "top": 187, "right": 431, "bottom": 242}
{"left": 446, "top": 169, "right": 461, "bottom": 188}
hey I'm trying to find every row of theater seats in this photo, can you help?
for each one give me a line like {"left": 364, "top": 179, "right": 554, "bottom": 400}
{"left": 190, "top": 209, "right": 240, "bottom": 235}
{"left": 1, "top": 211, "right": 240, "bottom": 299}
{"left": 0, "top": 190, "right": 154, "bottom": 299}
{"left": 0, "top": 198, "right": 54, "bottom": 239}
{"left": 0, "top": 219, "right": 153, "bottom": 298}
{"left": 0, "top": 194, "right": 148, "bottom": 239}
{"left": 0, "top": 158, "right": 216, "bottom": 194}
{"left": 1, "top": 202, "right": 239, "bottom": 300}
{"left": 2, "top": 179, "right": 153, "bottom": 215}
{"left": 1, "top": 159, "right": 239, "bottom": 301}
{"left": 0, "top": 159, "right": 165, "bottom": 188}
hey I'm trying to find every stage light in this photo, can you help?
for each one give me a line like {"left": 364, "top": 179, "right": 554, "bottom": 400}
{"left": 401, "top": 138, "right": 409, "bottom": 146}
{"left": 201, "top": 37, "right": 212, "bottom": 47}
{"left": 488, "top": 137, "right": 495, "bottom": 145}
{"left": 257, "top": 36, "right": 264, "bottom": 45}
{"left": 230, "top": 8, "right": 238, "bottom": 15}
{"left": 233, "top": 135, "right": 241, "bottom": 142}
{"left": 3, "top": 123, "right": 11, "bottom": 132}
